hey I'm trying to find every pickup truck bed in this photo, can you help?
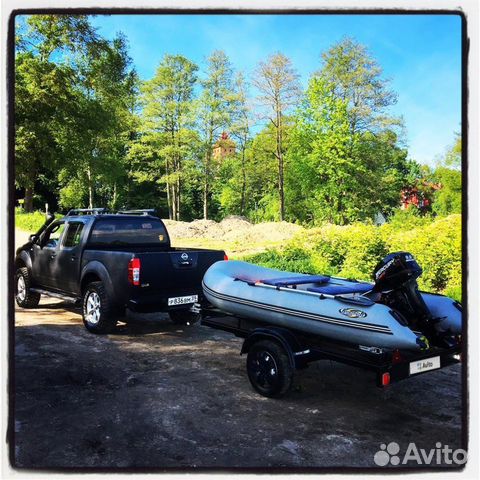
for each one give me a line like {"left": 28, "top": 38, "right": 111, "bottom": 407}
{"left": 15, "top": 210, "right": 225, "bottom": 333}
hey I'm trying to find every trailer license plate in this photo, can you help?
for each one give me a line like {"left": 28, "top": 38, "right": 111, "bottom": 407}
{"left": 409, "top": 356, "right": 440, "bottom": 375}
{"left": 168, "top": 295, "right": 198, "bottom": 306}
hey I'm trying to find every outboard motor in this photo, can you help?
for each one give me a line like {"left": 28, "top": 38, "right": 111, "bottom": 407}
{"left": 373, "top": 252, "right": 453, "bottom": 347}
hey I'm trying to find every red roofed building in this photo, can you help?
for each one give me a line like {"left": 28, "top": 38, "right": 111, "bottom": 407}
{"left": 400, "top": 181, "right": 442, "bottom": 211}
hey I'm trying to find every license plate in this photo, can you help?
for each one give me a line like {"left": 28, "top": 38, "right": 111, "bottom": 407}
{"left": 168, "top": 295, "right": 198, "bottom": 306}
{"left": 409, "top": 356, "right": 441, "bottom": 375}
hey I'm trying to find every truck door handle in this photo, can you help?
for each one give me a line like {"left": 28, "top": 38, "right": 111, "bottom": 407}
{"left": 70, "top": 255, "right": 76, "bottom": 262}
{"left": 50, "top": 253, "right": 56, "bottom": 259}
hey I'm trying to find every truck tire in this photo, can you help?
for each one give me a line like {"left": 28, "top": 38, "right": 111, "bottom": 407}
{"left": 246, "top": 339, "right": 294, "bottom": 398}
{"left": 15, "top": 267, "right": 40, "bottom": 308}
{"left": 82, "top": 281, "right": 117, "bottom": 334}
{"left": 168, "top": 310, "right": 201, "bottom": 325}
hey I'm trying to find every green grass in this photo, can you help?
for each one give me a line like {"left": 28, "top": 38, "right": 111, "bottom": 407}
{"left": 15, "top": 208, "right": 61, "bottom": 232}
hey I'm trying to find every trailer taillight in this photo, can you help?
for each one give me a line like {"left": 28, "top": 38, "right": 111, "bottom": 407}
{"left": 392, "top": 349, "right": 402, "bottom": 364}
{"left": 224, "top": 254, "right": 229, "bottom": 261}
{"left": 128, "top": 258, "right": 141, "bottom": 286}
{"left": 381, "top": 372, "right": 390, "bottom": 386}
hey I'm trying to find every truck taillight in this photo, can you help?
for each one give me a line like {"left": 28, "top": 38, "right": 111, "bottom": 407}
{"left": 224, "top": 254, "right": 229, "bottom": 261}
{"left": 128, "top": 258, "right": 141, "bottom": 286}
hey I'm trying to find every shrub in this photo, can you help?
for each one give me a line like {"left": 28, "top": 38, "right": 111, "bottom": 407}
{"left": 243, "top": 214, "right": 462, "bottom": 301}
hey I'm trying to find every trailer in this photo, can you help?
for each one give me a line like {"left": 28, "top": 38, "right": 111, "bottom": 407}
{"left": 197, "top": 304, "right": 461, "bottom": 398}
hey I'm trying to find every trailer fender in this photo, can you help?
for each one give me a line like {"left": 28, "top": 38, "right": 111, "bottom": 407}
{"left": 241, "top": 327, "right": 306, "bottom": 369}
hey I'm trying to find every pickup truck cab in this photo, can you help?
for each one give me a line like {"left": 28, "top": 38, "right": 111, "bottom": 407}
{"left": 15, "top": 209, "right": 226, "bottom": 333}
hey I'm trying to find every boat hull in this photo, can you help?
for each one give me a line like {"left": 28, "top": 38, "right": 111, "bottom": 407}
{"left": 203, "top": 261, "right": 429, "bottom": 351}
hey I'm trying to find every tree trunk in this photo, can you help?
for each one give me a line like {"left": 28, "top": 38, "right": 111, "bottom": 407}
{"left": 276, "top": 109, "right": 285, "bottom": 221}
{"left": 24, "top": 186, "right": 34, "bottom": 212}
{"left": 240, "top": 147, "right": 247, "bottom": 216}
{"left": 165, "top": 156, "right": 172, "bottom": 220}
{"left": 87, "top": 166, "right": 94, "bottom": 209}
{"left": 176, "top": 176, "right": 181, "bottom": 221}
{"left": 203, "top": 151, "right": 210, "bottom": 220}
{"left": 112, "top": 183, "right": 117, "bottom": 210}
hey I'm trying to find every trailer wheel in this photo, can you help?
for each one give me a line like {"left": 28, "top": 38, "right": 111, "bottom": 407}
{"left": 169, "top": 310, "right": 201, "bottom": 325}
{"left": 82, "top": 281, "right": 117, "bottom": 334}
{"left": 15, "top": 267, "right": 40, "bottom": 308}
{"left": 246, "top": 340, "right": 294, "bottom": 398}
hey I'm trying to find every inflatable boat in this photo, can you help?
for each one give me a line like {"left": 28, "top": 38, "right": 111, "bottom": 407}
{"left": 202, "top": 252, "right": 462, "bottom": 351}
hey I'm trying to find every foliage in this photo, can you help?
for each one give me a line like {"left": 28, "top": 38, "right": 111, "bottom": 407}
{"left": 244, "top": 214, "right": 462, "bottom": 301}
{"left": 252, "top": 53, "right": 301, "bottom": 220}
{"left": 196, "top": 50, "right": 238, "bottom": 219}
{"left": 138, "top": 54, "right": 199, "bottom": 220}
{"left": 15, "top": 208, "right": 61, "bottom": 232}
{"left": 287, "top": 75, "right": 409, "bottom": 224}
{"left": 431, "top": 136, "right": 462, "bottom": 216}
{"left": 14, "top": 17, "right": 461, "bottom": 232}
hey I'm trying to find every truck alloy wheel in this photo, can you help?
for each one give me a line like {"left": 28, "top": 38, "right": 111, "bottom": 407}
{"left": 82, "top": 281, "right": 117, "bottom": 334}
{"left": 85, "top": 291, "right": 101, "bottom": 325}
{"left": 16, "top": 275, "right": 26, "bottom": 302}
{"left": 14, "top": 267, "right": 40, "bottom": 308}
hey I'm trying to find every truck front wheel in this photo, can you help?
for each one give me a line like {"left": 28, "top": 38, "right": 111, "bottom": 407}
{"left": 15, "top": 267, "right": 40, "bottom": 308}
{"left": 246, "top": 340, "right": 294, "bottom": 398}
{"left": 82, "top": 281, "right": 117, "bottom": 334}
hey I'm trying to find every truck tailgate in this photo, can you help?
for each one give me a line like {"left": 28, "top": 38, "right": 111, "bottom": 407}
{"left": 132, "top": 249, "right": 224, "bottom": 306}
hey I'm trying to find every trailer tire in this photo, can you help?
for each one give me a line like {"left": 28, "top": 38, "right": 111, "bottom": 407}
{"left": 169, "top": 310, "right": 201, "bottom": 325}
{"left": 15, "top": 267, "right": 40, "bottom": 308}
{"left": 246, "top": 339, "right": 294, "bottom": 398}
{"left": 82, "top": 281, "right": 117, "bottom": 334}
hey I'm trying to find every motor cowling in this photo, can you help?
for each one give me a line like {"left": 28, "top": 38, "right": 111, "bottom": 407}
{"left": 373, "top": 252, "right": 447, "bottom": 345}
{"left": 373, "top": 252, "right": 423, "bottom": 291}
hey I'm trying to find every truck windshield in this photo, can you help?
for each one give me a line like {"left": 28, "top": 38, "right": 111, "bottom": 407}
{"left": 89, "top": 218, "right": 169, "bottom": 246}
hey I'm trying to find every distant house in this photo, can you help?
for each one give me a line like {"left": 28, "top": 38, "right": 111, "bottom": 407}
{"left": 400, "top": 182, "right": 441, "bottom": 211}
{"left": 213, "top": 132, "right": 236, "bottom": 160}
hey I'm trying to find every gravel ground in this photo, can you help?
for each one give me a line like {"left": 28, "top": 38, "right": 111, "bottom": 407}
{"left": 12, "top": 299, "right": 464, "bottom": 471}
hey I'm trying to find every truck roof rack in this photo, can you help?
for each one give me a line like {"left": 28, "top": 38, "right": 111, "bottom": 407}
{"left": 116, "top": 209, "right": 157, "bottom": 216}
{"left": 66, "top": 208, "right": 108, "bottom": 216}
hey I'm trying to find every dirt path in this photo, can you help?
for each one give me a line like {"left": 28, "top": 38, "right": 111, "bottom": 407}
{"left": 13, "top": 301, "right": 464, "bottom": 469}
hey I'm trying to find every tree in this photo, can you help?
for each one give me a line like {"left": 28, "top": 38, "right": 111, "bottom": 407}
{"left": 287, "top": 76, "right": 409, "bottom": 224}
{"left": 432, "top": 134, "right": 462, "bottom": 216}
{"left": 317, "top": 37, "right": 399, "bottom": 136}
{"left": 197, "top": 50, "right": 237, "bottom": 219}
{"left": 14, "top": 15, "right": 101, "bottom": 211}
{"left": 141, "top": 54, "right": 198, "bottom": 220}
{"left": 57, "top": 34, "right": 137, "bottom": 210}
{"left": 252, "top": 53, "right": 301, "bottom": 221}
{"left": 229, "top": 72, "right": 252, "bottom": 215}
{"left": 285, "top": 37, "right": 409, "bottom": 224}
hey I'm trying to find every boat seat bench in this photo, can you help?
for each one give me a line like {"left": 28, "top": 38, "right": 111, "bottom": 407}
{"left": 307, "top": 283, "right": 373, "bottom": 295}
{"left": 260, "top": 275, "right": 330, "bottom": 287}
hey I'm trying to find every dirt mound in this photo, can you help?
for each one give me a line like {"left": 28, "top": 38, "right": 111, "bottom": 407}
{"left": 163, "top": 216, "right": 302, "bottom": 245}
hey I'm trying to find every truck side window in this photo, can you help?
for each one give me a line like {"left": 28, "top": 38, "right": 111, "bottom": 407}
{"left": 43, "top": 222, "right": 66, "bottom": 248}
{"left": 63, "top": 223, "right": 84, "bottom": 248}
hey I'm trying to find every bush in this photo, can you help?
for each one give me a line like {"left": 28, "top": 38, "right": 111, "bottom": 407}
{"left": 243, "top": 214, "right": 462, "bottom": 301}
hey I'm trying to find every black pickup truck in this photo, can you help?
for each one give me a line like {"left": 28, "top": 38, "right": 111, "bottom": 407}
{"left": 15, "top": 209, "right": 226, "bottom": 333}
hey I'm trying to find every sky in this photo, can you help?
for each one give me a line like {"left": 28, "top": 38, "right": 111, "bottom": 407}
{"left": 89, "top": 13, "right": 462, "bottom": 167}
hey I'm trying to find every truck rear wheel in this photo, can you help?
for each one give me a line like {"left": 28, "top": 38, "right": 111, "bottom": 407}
{"left": 169, "top": 310, "right": 201, "bottom": 325}
{"left": 246, "top": 340, "right": 294, "bottom": 398}
{"left": 82, "top": 281, "right": 117, "bottom": 334}
{"left": 15, "top": 267, "right": 40, "bottom": 308}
